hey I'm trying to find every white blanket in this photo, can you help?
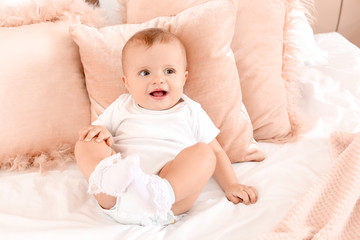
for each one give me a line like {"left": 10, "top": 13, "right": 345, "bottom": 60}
{"left": 1, "top": 32, "right": 359, "bottom": 240}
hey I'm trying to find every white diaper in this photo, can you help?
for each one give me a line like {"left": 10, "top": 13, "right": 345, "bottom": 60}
{"left": 98, "top": 191, "right": 178, "bottom": 226}
{"left": 89, "top": 153, "right": 178, "bottom": 226}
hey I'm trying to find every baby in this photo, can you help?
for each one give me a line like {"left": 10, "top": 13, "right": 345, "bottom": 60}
{"left": 75, "top": 28, "right": 257, "bottom": 226}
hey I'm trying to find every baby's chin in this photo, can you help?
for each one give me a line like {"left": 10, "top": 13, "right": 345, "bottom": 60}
{"left": 139, "top": 99, "right": 183, "bottom": 111}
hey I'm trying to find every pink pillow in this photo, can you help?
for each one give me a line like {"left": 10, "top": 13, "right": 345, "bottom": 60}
{"left": 71, "top": 0, "right": 265, "bottom": 163}
{"left": 0, "top": 21, "right": 90, "bottom": 170}
{"left": 0, "top": 0, "right": 105, "bottom": 171}
{"left": 123, "top": 0, "right": 311, "bottom": 142}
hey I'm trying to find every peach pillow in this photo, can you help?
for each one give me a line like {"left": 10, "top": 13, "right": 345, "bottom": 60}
{"left": 0, "top": 0, "right": 106, "bottom": 171}
{"left": 0, "top": 21, "right": 90, "bottom": 169}
{"left": 71, "top": 0, "right": 265, "bottom": 163}
{"left": 123, "top": 0, "right": 310, "bottom": 142}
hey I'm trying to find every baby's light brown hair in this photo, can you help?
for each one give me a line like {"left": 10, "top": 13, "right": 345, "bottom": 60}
{"left": 121, "top": 28, "right": 187, "bottom": 74}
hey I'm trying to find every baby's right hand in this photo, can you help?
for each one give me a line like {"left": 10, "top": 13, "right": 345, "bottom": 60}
{"left": 78, "top": 125, "right": 113, "bottom": 147}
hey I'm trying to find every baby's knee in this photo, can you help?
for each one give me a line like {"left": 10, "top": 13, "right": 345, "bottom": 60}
{"left": 74, "top": 139, "right": 113, "bottom": 164}
{"left": 74, "top": 139, "right": 90, "bottom": 159}
{"left": 74, "top": 139, "right": 115, "bottom": 180}
{"left": 194, "top": 142, "right": 215, "bottom": 157}
{"left": 74, "top": 140, "right": 90, "bottom": 166}
{"left": 193, "top": 143, "right": 216, "bottom": 169}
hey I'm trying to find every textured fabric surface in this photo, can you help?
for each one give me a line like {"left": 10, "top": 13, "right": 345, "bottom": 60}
{"left": 123, "top": 0, "right": 314, "bottom": 142}
{"left": 71, "top": 0, "right": 264, "bottom": 163}
{"left": 257, "top": 131, "right": 360, "bottom": 240}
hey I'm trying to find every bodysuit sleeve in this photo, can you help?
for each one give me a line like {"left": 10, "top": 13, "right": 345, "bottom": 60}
{"left": 191, "top": 101, "right": 220, "bottom": 144}
{"left": 92, "top": 95, "right": 126, "bottom": 136}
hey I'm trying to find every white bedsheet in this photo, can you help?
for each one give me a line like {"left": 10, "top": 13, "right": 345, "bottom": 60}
{"left": 1, "top": 32, "right": 359, "bottom": 240}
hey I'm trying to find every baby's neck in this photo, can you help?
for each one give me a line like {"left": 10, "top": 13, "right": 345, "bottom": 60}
{"left": 137, "top": 98, "right": 184, "bottom": 111}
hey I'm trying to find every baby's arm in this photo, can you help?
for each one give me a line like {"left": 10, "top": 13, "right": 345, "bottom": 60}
{"left": 209, "top": 139, "right": 257, "bottom": 205}
{"left": 78, "top": 125, "right": 113, "bottom": 147}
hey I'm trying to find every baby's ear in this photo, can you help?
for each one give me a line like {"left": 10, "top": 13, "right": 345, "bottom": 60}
{"left": 183, "top": 71, "right": 188, "bottom": 85}
{"left": 122, "top": 76, "right": 129, "bottom": 90}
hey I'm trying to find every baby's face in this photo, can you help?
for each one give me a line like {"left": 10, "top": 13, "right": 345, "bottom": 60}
{"left": 122, "top": 41, "right": 188, "bottom": 111}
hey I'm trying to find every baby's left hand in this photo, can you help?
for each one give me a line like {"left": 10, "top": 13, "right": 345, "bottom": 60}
{"left": 224, "top": 184, "right": 258, "bottom": 205}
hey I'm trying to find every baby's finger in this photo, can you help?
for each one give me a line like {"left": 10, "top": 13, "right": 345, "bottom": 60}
{"left": 227, "top": 193, "right": 242, "bottom": 204}
{"left": 105, "top": 137, "right": 113, "bottom": 147}
{"left": 237, "top": 191, "right": 250, "bottom": 205}
{"left": 84, "top": 128, "right": 100, "bottom": 141}
{"left": 96, "top": 131, "right": 110, "bottom": 143}
{"left": 79, "top": 126, "right": 93, "bottom": 140}
{"left": 245, "top": 186, "right": 258, "bottom": 204}
{"left": 95, "top": 131, "right": 106, "bottom": 143}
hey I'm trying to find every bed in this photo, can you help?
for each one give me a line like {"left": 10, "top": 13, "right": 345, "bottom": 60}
{"left": 1, "top": 31, "right": 359, "bottom": 239}
{"left": 1, "top": 0, "right": 359, "bottom": 239}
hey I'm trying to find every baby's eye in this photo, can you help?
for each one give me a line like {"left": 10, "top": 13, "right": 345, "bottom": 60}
{"left": 165, "top": 68, "right": 175, "bottom": 74}
{"left": 139, "top": 70, "right": 150, "bottom": 76}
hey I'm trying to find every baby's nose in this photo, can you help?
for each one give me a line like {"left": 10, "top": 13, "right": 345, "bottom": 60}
{"left": 152, "top": 76, "right": 165, "bottom": 84}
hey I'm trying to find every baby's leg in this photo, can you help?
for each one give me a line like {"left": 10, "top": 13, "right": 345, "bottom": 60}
{"left": 159, "top": 142, "right": 216, "bottom": 215}
{"left": 76, "top": 139, "right": 175, "bottom": 215}
{"left": 74, "top": 139, "right": 117, "bottom": 209}
{"left": 88, "top": 153, "right": 176, "bottom": 217}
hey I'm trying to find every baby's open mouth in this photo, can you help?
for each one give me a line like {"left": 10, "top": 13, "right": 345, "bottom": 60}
{"left": 150, "top": 90, "right": 168, "bottom": 97}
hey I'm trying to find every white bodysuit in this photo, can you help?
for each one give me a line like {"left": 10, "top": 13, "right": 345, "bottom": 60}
{"left": 93, "top": 93, "right": 220, "bottom": 174}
